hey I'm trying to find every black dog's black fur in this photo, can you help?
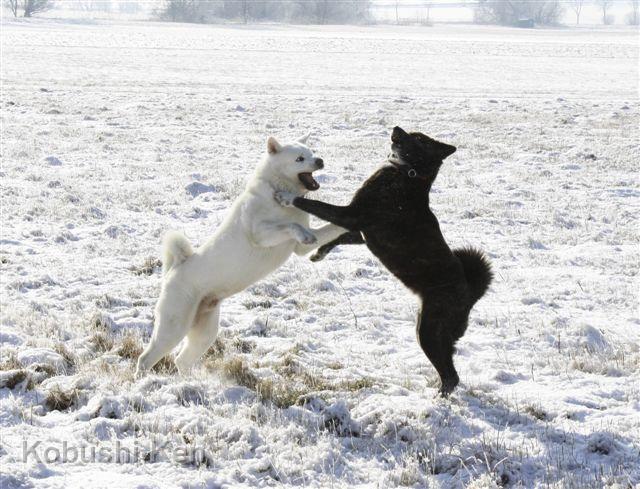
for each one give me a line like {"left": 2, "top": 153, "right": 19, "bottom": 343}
{"left": 280, "top": 127, "right": 492, "bottom": 396}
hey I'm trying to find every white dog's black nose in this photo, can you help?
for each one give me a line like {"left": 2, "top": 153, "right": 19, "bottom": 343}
{"left": 315, "top": 158, "right": 324, "bottom": 169}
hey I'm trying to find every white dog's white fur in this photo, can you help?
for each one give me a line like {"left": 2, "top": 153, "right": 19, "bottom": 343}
{"left": 136, "top": 135, "right": 346, "bottom": 376}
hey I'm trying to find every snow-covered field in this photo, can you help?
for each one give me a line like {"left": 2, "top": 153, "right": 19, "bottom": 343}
{"left": 1, "top": 19, "right": 639, "bottom": 488}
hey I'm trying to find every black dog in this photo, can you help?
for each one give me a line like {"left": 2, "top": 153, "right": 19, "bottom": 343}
{"left": 275, "top": 127, "right": 492, "bottom": 396}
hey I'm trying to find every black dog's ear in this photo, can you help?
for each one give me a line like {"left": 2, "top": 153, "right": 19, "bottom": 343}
{"left": 391, "top": 126, "right": 408, "bottom": 143}
{"left": 435, "top": 142, "right": 456, "bottom": 160}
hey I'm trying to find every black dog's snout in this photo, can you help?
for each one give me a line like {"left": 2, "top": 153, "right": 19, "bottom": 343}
{"left": 391, "top": 126, "right": 407, "bottom": 143}
{"left": 315, "top": 158, "right": 324, "bottom": 169}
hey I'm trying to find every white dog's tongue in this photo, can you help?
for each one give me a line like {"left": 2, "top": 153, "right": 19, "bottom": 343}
{"left": 298, "top": 172, "right": 319, "bottom": 191}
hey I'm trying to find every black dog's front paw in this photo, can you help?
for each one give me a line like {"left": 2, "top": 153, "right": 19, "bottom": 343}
{"left": 437, "top": 376, "right": 460, "bottom": 398}
{"left": 310, "top": 250, "right": 327, "bottom": 262}
{"left": 310, "top": 243, "right": 334, "bottom": 262}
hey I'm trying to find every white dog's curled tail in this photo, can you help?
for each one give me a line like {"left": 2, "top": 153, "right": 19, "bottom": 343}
{"left": 162, "top": 231, "right": 193, "bottom": 274}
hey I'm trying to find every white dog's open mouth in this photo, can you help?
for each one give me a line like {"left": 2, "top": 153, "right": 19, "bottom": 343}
{"left": 298, "top": 172, "right": 319, "bottom": 191}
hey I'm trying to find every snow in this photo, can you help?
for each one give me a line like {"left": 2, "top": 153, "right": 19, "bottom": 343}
{"left": 43, "top": 156, "right": 62, "bottom": 166}
{"left": 1, "top": 19, "right": 639, "bottom": 488}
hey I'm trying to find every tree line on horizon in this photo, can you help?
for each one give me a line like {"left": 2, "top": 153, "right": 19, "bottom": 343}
{"left": 4, "top": 0, "right": 639, "bottom": 26}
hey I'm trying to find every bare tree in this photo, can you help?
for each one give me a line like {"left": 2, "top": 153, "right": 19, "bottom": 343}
{"left": 5, "top": 0, "right": 19, "bottom": 16}
{"left": 474, "top": 0, "right": 562, "bottom": 25}
{"left": 241, "top": 0, "right": 248, "bottom": 23}
{"left": 597, "top": 0, "right": 613, "bottom": 23}
{"left": 4, "top": 0, "right": 53, "bottom": 16}
{"left": 532, "top": 0, "right": 563, "bottom": 24}
{"left": 628, "top": 0, "right": 640, "bottom": 24}
{"left": 119, "top": 1, "right": 140, "bottom": 14}
{"left": 158, "top": 0, "right": 204, "bottom": 22}
{"left": 569, "top": 0, "right": 585, "bottom": 24}
{"left": 23, "top": 0, "right": 54, "bottom": 17}
{"left": 157, "top": 0, "right": 371, "bottom": 24}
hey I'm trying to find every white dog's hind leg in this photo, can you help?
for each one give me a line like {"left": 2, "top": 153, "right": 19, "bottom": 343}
{"left": 136, "top": 288, "right": 198, "bottom": 377}
{"left": 175, "top": 297, "right": 221, "bottom": 374}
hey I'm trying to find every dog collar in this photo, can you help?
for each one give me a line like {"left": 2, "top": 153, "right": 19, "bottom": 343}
{"left": 406, "top": 167, "right": 431, "bottom": 182}
{"left": 389, "top": 161, "right": 428, "bottom": 181}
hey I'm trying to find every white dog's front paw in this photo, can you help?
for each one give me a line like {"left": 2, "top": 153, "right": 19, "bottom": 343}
{"left": 300, "top": 230, "right": 317, "bottom": 245}
{"left": 274, "top": 190, "right": 296, "bottom": 207}
{"left": 134, "top": 365, "right": 146, "bottom": 380}
{"left": 292, "top": 225, "right": 317, "bottom": 245}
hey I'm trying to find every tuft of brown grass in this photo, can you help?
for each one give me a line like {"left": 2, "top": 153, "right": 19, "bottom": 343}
{"left": 523, "top": 404, "right": 549, "bottom": 421}
{"left": 54, "top": 343, "right": 76, "bottom": 369}
{"left": 89, "top": 332, "right": 114, "bottom": 353}
{"left": 270, "top": 383, "right": 308, "bottom": 409}
{"left": 206, "top": 338, "right": 225, "bottom": 358}
{"left": 152, "top": 355, "right": 177, "bottom": 375}
{"left": 221, "top": 357, "right": 305, "bottom": 408}
{"left": 45, "top": 385, "right": 78, "bottom": 411}
{"left": 222, "top": 357, "right": 259, "bottom": 389}
{"left": 0, "top": 352, "right": 22, "bottom": 371}
{"left": 301, "top": 371, "right": 333, "bottom": 391}
{"left": 1, "top": 370, "right": 33, "bottom": 390}
{"left": 242, "top": 299, "right": 272, "bottom": 310}
{"left": 116, "top": 334, "right": 143, "bottom": 360}
{"left": 279, "top": 357, "right": 374, "bottom": 393}
{"left": 341, "top": 378, "right": 374, "bottom": 391}
{"left": 32, "top": 363, "right": 57, "bottom": 377}
{"left": 301, "top": 371, "right": 374, "bottom": 392}
{"left": 277, "top": 354, "right": 300, "bottom": 377}
{"left": 90, "top": 313, "right": 113, "bottom": 332}
{"left": 130, "top": 257, "right": 162, "bottom": 276}
{"left": 202, "top": 339, "right": 226, "bottom": 371}
{"left": 231, "top": 338, "right": 255, "bottom": 353}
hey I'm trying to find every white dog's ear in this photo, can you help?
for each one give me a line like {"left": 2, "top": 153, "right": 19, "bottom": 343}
{"left": 297, "top": 133, "right": 311, "bottom": 145}
{"left": 267, "top": 136, "right": 282, "bottom": 154}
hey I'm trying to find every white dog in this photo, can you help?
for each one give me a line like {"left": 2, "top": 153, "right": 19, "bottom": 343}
{"left": 136, "top": 135, "right": 346, "bottom": 376}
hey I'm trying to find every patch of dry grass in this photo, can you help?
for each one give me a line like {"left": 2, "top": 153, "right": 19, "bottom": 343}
{"left": 130, "top": 257, "right": 162, "bottom": 276}
{"left": 152, "top": 355, "right": 177, "bottom": 375}
{"left": 0, "top": 370, "right": 33, "bottom": 390}
{"left": 231, "top": 338, "right": 255, "bottom": 353}
{"left": 45, "top": 385, "right": 79, "bottom": 411}
{"left": 523, "top": 404, "right": 549, "bottom": 421}
{"left": 339, "top": 378, "right": 374, "bottom": 391}
{"left": 116, "top": 334, "right": 143, "bottom": 360}
{"left": 220, "top": 354, "right": 375, "bottom": 409}
{"left": 90, "top": 312, "right": 114, "bottom": 332}
{"left": 0, "top": 352, "right": 22, "bottom": 371}
{"left": 89, "top": 332, "right": 114, "bottom": 353}
{"left": 54, "top": 342, "right": 77, "bottom": 369}
{"left": 221, "top": 357, "right": 305, "bottom": 408}
{"left": 205, "top": 338, "right": 225, "bottom": 360}
{"left": 31, "top": 363, "right": 57, "bottom": 377}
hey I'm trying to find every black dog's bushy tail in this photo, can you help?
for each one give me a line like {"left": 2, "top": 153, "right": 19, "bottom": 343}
{"left": 454, "top": 247, "right": 493, "bottom": 304}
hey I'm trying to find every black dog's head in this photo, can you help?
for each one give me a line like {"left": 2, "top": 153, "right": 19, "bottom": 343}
{"left": 388, "top": 126, "right": 456, "bottom": 181}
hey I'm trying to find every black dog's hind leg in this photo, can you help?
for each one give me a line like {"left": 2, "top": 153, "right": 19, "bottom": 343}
{"left": 292, "top": 197, "right": 361, "bottom": 232}
{"left": 310, "top": 230, "right": 364, "bottom": 262}
{"left": 416, "top": 304, "right": 460, "bottom": 397}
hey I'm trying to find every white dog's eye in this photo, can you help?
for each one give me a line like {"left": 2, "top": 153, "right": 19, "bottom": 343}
{"left": 296, "top": 156, "right": 304, "bottom": 162}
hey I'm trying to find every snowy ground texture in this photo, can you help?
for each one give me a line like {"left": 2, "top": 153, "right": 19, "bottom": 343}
{"left": 1, "top": 19, "right": 639, "bottom": 489}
